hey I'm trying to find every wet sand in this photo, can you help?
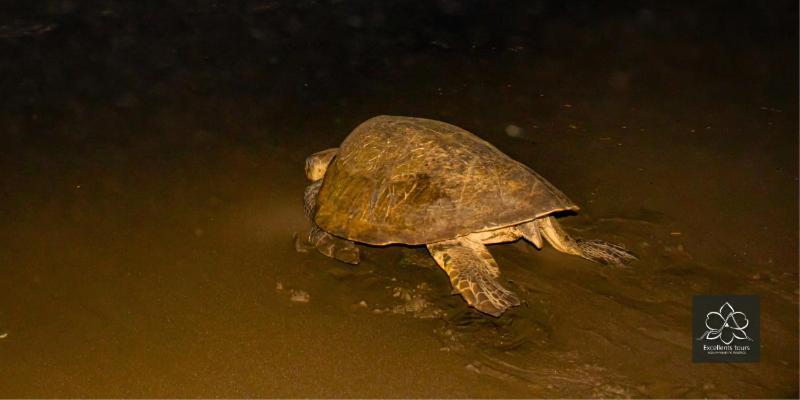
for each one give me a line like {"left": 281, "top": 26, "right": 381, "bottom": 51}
{"left": 0, "top": 2, "right": 797, "bottom": 398}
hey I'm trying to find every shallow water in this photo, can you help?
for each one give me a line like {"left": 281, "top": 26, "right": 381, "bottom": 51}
{"left": 0, "top": 2, "right": 797, "bottom": 398}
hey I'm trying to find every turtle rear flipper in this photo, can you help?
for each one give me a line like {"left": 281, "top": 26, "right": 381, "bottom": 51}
{"left": 538, "top": 216, "right": 637, "bottom": 267}
{"left": 575, "top": 239, "right": 637, "bottom": 266}
{"left": 427, "top": 236, "right": 520, "bottom": 317}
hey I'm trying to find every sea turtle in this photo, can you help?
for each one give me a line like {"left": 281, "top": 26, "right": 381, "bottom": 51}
{"left": 302, "top": 115, "right": 636, "bottom": 316}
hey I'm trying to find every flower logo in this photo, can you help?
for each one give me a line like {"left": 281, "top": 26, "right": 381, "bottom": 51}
{"left": 697, "top": 302, "right": 752, "bottom": 344}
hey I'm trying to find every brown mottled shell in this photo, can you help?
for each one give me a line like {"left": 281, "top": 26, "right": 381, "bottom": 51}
{"left": 314, "top": 115, "right": 579, "bottom": 245}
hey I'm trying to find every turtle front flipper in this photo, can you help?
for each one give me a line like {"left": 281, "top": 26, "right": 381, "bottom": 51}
{"left": 304, "top": 180, "right": 360, "bottom": 264}
{"left": 307, "top": 224, "right": 360, "bottom": 264}
{"left": 538, "top": 216, "right": 637, "bottom": 267}
{"left": 427, "top": 236, "right": 520, "bottom": 317}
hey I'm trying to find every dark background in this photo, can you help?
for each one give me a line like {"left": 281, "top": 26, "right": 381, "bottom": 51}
{"left": 1, "top": 0, "right": 796, "bottom": 120}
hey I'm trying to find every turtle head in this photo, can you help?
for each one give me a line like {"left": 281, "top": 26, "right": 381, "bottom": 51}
{"left": 305, "top": 148, "right": 338, "bottom": 181}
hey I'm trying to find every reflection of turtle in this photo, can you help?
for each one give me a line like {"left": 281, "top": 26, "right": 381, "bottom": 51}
{"left": 303, "top": 115, "right": 636, "bottom": 316}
